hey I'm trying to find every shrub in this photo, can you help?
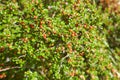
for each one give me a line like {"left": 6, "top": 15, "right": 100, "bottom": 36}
{"left": 0, "top": 0, "right": 119, "bottom": 80}
{"left": 98, "top": 0, "right": 120, "bottom": 14}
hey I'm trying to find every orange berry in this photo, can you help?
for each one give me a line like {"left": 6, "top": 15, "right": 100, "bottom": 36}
{"left": 67, "top": 43, "right": 72, "bottom": 48}
{"left": 30, "top": 24, "right": 34, "bottom": 28}
{"left": 69, "top": 48, "right": 73, "bottom": 53}
{"left": 84, "top": 24, "right": 87, "bottom": 28}
{"left": 39, "top": 25, "right": 43, "bottom": 28}
{"left": 72, "top": 32, "right": 77, "bottom": 37}
{"left": 70, "top": 72, "right": 75, "bottom": 77}
{"left": 0, "top": 73, "right": 6, "bottom": 79}
{"left": 32, "top": 0, "right": 34, "bottom": 3}
{"left": 52, "top": 29, "right": 56, "bottom": 34}
{"left": 69, "top": 29, "right": 74, "bottom": 33}
{"left": 34, "top": 16, "right": 38, "bottom": 19}
{"left": 22, "top": 38, "right": 28, "bottom": 43}
{"left": 43, "top": 34, "right": 47, "bottom": 39}
{"left": 90, "top": 26, "right": 93, "bottom": 29}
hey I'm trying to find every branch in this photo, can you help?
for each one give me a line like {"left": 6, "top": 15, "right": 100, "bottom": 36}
{"left": 0, "top": 66, "right": 21, "bottom": 72}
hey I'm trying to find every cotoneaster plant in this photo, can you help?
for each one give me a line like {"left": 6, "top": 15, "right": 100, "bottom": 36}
{"left": 0, "top": 0, "right": 119, "bottom": 80}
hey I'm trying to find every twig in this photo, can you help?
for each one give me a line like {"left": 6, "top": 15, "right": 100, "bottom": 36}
{"left": 58, "top": 54, "right": 70, "bottom": 73}
{"left": 0, "top": 66, "right": 21, "bottom": 72}
{"left": 18, "top": 54, "right": 26, "bottom": 59}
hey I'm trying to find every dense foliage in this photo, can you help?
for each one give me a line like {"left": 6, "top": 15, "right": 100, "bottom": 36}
{"left": 0, "top": 0, "right": 120, "bottom": 80}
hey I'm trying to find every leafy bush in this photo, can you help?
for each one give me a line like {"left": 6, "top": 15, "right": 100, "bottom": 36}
{"left": 97, "top": 0, "right": 120, "bottom": 77}
{"left": 0, "top": 0, "right": 120, "bottom": 80}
